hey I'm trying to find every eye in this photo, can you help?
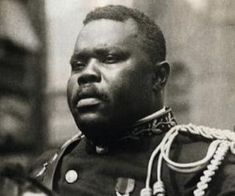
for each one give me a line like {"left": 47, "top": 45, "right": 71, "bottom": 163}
{"left": 103, "top": 54, "right": 120, "bottom": 64}
{"left": 71, "top": 61, "right": 86, "bottom": 71}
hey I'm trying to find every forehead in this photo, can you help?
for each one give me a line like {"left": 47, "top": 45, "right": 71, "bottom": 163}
{"left": 74, "top": 19, "right": 141, "bottom": 51}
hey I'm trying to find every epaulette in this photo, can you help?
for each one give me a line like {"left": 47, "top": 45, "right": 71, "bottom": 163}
{"left": 141, "top": 124, "right": 235, "bottom": 196}
{"left": 31, "top": 132, "right": 84, "bottom": 190}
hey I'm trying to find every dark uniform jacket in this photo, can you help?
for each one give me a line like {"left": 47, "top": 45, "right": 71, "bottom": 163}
{"left": 31, "top": 108, "right": 235, "bottom": 196}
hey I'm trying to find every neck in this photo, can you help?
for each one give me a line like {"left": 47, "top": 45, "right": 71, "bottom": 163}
{"left": 84, "top": 107, "right": 176, "bottom": 147}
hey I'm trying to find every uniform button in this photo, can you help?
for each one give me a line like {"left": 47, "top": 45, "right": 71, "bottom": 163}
{"left": 65, "top": 170, "right": 78, "bottom": 184}
{"left": 96, "top": 146, "right": 109, "bottom": 154}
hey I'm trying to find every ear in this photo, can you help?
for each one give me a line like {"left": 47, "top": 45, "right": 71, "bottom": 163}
{"left": 153, "top": 61, "right": 170, "bottom": 91}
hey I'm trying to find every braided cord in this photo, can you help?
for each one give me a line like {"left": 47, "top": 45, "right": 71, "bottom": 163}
{"left": 193, "top": 141, "right": 230, "bottom": 196}
{"left": 141, "top": 124, "right": 234, "bottom": 196}
{"left": 161, "top": 130, "right": 221, "bottom": 173}
{"left": 175, "top": 124, "right": 235, "bottom": 142}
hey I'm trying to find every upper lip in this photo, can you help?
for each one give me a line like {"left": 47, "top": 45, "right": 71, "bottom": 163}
{"left": 79, "top": 93, "right": 99, "bottom": 100}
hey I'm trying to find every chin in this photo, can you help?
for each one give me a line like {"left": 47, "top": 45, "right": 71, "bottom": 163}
{"left": 74, "top": 114, "right": 121, "bottom": 143}
{"left": 75, "top": 113, "right": 108, "bottom": 131}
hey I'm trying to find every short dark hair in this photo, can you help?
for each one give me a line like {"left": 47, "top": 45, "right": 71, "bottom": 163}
{"left": 83, "top": 5, "right": 166, "bottom": 63}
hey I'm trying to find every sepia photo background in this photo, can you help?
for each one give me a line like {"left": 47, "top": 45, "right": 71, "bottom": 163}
{"left": 0, "top": 0, "right": 234, "bottom": 167}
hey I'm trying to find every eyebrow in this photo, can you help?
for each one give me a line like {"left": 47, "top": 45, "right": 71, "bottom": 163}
{"left": 70, "top": 53, "right": 87, "bottom": 62}
{"left": 70, "top": 47, "right": 128, "bottom": 63}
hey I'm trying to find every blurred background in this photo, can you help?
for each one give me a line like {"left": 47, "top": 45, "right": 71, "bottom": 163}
{"left": 0, "top": 0, "right": 234, "bottom": 167}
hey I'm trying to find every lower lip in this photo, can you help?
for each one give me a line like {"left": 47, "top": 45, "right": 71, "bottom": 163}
{"left": 76, "top": 98, "right": 101, "bottom": 109}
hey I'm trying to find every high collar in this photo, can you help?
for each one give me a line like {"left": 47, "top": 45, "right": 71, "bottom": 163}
{"left": 124, "top": 107, "right": 177, "bottom": 139}
{"left": 86, "top": 107, "right": 177, "bottom": 153}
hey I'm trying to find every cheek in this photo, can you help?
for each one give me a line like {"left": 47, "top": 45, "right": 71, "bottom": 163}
{"left": 107, "top": 67, "right": 152, "bottom": 103}
{"left": 67, "top": 76, "right": 77, "bottom": 103}
{"left": 121, "top": 65, "right": 152, "bottom": 90}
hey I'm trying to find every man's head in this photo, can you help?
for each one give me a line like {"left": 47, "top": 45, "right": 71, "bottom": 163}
{"left": 84, "top": 5, "right": 166, "bottom": 63}
{"left": 67, "top": 5, "right": 169, "bottom": 144}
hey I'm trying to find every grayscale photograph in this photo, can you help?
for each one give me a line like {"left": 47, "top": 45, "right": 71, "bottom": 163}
{"left": 0, "top": 0, "right": 234, "bottom": 195}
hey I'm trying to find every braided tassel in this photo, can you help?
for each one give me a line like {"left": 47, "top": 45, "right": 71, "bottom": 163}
{"left": 153, "top": 180, "right": 165, "bottom": 196}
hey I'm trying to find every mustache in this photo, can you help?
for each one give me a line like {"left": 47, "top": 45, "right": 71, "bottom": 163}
{"left": 74, "top": 85, "right": 109, "bottom": 104}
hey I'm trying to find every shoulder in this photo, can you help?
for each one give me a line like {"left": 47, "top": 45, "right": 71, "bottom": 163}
{"left": 164, "top": 124, "right": 235, "bottom": 195}
{"left": 29, "top": 149, "right": 58, "bottom": 180}
{"left": 170, "top": 123, "right": 235, "bottom": 163}
{"left": 30, "top": 132, "right": 84, "bottom": 181}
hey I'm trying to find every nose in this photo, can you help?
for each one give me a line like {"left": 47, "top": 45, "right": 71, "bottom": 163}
{"left": 77, "top": 58, "right": 101, "bottom": 85}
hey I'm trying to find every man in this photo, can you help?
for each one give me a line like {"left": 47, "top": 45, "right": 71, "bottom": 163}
{"left": 31, "top": 5, "right": 235, "bottom": 196}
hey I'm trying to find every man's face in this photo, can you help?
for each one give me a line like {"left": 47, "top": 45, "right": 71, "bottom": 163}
{"left": 67, "top": 19, "right": 157, "bottom": 139}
